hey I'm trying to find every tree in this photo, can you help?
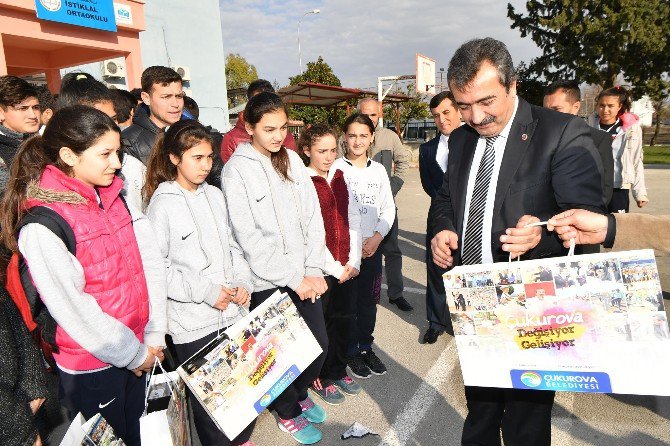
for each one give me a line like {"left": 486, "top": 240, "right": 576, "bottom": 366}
{"left": 515, "top": 62, "right": 545, "bottom": 106}
{"left": 642, "top": 77, "right": 670, "bottom": 146}
{"left": 507, "top": 1, "right": 670, "bottom": 88}
{"left": 225, "top": 53, "right": 258, "bottom": 106}
{"left": 382, "top": 83, "right": 430, "bottom": 136}
{"left": 287, "top": 56, "right": 347, "bottom": 127}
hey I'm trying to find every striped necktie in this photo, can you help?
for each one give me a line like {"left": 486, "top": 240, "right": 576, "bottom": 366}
{"left": 461, "top": 136, "right": 499, "bottom": 265}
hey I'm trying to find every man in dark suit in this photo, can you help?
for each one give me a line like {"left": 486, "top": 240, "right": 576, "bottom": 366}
{"left": 419, "top": 91, "right": 461, "bottom": 343}
{"left": 430, "top": 38, "right": 606, "bottom": 446}
{"left": 543, "top": 80, "right": 614, "bottom": 207}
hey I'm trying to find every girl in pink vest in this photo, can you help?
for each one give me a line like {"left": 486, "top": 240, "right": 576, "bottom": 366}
{"left": 0, "top": 105, "right": 167, "bottom": 446}
{"left": 297, "top": 124, "right": 363, "bottom": 405}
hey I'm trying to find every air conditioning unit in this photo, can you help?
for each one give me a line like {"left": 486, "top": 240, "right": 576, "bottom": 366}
{"left": 102, "top": 60, "right": 125, "bottom": 78}
{"left": 172, "top": 65, "right": 191, "bottom": 81}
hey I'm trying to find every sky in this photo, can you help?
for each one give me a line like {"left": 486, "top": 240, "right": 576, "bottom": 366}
{"left": 219, "top": 0, "right": 542, "bottom": 91}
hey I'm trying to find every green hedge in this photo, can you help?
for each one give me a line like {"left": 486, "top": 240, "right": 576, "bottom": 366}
{"left": 644, "top": 145, "right": 670, "bottom": 165}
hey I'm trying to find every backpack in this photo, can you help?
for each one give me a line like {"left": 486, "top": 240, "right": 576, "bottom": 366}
{"left": 5, "top": 197, "right": 131, "bottom": 373}
{"left": 5, "top": 206, "right": 75, "bottom": 373}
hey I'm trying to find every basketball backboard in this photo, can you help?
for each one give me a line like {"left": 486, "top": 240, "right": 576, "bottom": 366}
{"left": 416, "top": 53, "right": 436, "bottom": 95}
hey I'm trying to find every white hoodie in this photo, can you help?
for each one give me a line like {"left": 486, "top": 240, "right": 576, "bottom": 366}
{"left": 146, "top": 181, "right": 253, "bottom": 344}
{"left": 332, "top": 157, "right": 395, "bottom": 240}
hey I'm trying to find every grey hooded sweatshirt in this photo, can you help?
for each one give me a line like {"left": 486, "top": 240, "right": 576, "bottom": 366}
{"left": 146, "top": 181, "right": 253, "bottom": 344}
{"left": 223, "top": 143, "right": 327, "bottom": 292}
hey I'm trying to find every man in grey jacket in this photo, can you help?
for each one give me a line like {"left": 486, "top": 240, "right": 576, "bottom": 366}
{"left": 349, "top": 98, "right": 413, "bottom": 311}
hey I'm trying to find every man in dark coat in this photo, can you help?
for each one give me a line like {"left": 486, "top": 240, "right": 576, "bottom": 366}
{"left": 123, "top": 66, "right": 184, "bottom": 164}
{"left": 419, "top": 91, "right": 462, "bottom": 343}
{"left": 430, "top": 38, "right": 606, "bottom": 446}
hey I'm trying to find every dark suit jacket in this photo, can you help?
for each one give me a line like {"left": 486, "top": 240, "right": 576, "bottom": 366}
{"left": 432, "top": 98, "right": 606, "bottom": 265}
{"left": 589, "top": 127, "right": 614, "bottom": 205}
{"left": 419, "top": 135, "right": 444, "bottom": 199}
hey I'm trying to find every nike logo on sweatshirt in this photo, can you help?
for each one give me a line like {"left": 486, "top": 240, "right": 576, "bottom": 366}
{"left": 182, "top": 232, "right": 194, "bottom": 240}
{"left": 99, "top": 398, "right": 115, "bottom": 409}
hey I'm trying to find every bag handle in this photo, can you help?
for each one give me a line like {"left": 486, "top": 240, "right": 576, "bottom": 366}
{"left": 217, "top": 302, "right": 251, "bottom": 336}
{"left": 144, "top": 358, "right": 177, "bottom": 412}
{"left": 508, "top": 219, "right": 575, "bottom": 266}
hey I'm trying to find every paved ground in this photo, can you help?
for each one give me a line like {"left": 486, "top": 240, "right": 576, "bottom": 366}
{"left": 246, "top": 166, "right": 670, "bottom": 446}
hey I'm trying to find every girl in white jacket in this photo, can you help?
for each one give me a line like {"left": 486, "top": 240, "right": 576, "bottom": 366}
{"left": 332, "top": 113, "right": 395, "bottom": 380}
{"left": 596, "top": 86, "right": 648, "bottom": 213}
{"left": 144, "top": 120, "right": 256, "bottom": 446}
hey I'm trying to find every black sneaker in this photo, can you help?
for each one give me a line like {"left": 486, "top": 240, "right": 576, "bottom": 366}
{"left": 389, "top": 296, "right": 414, "bottom": 312}
{"left": 361, "top": 350, "right": 387, "bottom": 375}
{"left": 347, "top": 355, "right": 372, "bottom": 379}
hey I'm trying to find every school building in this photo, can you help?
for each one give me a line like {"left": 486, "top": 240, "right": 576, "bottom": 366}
{"left": 0, "top": 0, "right": 230, "bottom": 130}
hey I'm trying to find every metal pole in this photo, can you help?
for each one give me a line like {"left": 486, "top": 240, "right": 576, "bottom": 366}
{"left": 298, "top": 10, "right": 320, "bottom": 74}
{"left": 298, "top": 15, "right": 304, "bottom": 74}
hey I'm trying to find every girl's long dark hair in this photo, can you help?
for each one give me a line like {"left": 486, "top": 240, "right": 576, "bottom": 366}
{"left": 144, "top": 119, "right": 214, "bottom": 203}
{"left": 0, "top": 105, "right": 120, "bottom": 251}
{"left": 297, "top": 123, "right": 338, "bottom": 166}
{"left": 244, "top": 92, "right": 292, "bottom": 181}
{"left": 597, "top": 86, "right": 631, "bottom": 117}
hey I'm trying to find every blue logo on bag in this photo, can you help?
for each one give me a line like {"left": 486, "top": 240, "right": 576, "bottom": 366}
{"left": 511, "top": 370, "right": 612, "bottom": 393}
{"left": 519, "top": 371, "right": 542, "bottom": 388}
{"left": 253, "top": 365, "right": 301, "bottom": 413}
{"left": 258, "top": 394, "right": 272, "bottom": 407}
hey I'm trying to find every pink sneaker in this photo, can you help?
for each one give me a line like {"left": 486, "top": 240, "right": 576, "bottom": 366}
{"left": 334, "top": 375, "right": 362, "bottom": 395}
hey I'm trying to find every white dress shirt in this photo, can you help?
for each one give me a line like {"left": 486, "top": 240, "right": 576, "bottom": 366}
{"left": 436, "top": 134, "right": 450, "bottom": 173}
{"left": 461, "top": 97, "right": 519, "bottom": 264}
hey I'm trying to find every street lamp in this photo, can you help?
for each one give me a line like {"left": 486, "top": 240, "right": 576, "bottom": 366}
{"left": 298, "top": 9, "right": 320, "bottom": 74}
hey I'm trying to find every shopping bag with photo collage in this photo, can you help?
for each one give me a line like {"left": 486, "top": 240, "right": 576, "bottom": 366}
{"left": 177, "top": 291, "right": 323, "bottom": 439}
{"left": 444, "top": 249, "right": 670, "bottom": 396}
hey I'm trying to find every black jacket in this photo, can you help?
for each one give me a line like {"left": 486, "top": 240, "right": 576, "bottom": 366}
{"left": 419, "top": 135, "right": 444, "bottom": 199}
{"left": 205, "top": 126, "right": 224, "bottom": 190}
{"left": 122, "top": 105, "right": 161, "bottom": 164}
{"left": 0, "top": 290, "right": 47, "bottom": 446}
{"left": 589, "top": 127, "right": 614, "bottom": 205}
{"left": 432, "top": 98, "right": 606, "bottom": 265}
{"left": 0, "top": 127, "right": 29, "bottom": 194}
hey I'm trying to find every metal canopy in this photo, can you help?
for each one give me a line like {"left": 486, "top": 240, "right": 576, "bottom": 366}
{"left": 278, "top": 82, "right": 409, "bottom": 108}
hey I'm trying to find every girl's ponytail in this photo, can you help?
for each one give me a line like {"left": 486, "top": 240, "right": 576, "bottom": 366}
{"left": 271, "top": 148, "right": 291, "bottom": 182}
{"left": 0, "top": 135, "right": 51, "bottom": 251}
{"left": 143, "top": 132, "right": 170, "bottom": 204}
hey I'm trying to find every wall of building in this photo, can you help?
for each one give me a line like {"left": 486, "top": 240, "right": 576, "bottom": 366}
{"left": 59, "top": 0, "right": 230, "bottom": 131}
{"left": 140, "top": 0, "right": 229, "bottom": 131}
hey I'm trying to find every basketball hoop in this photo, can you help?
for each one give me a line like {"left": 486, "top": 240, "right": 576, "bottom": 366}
{"left": 416, "top": 54, "right": 436, "bottom": 95}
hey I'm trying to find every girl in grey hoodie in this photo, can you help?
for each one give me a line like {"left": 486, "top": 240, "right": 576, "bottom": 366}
{"left": 144, "top": 120, "right": 256, "bottom": 446}
{"left": 223, "top": 93, "right": 329, "bottom": 445}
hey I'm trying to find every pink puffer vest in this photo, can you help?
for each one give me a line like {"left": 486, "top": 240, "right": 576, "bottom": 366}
{"left": 26, "top": 165, "right": 150, "bottom": 371}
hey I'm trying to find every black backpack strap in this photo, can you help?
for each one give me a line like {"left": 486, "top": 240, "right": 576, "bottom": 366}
{"left": 17, "top": 206, "right": 76, "bottom": 254}
{"left": 16, "top": 207, "right": 75, "bottom": 358}
{"left": 118, "top": 193, "right": 132, "bottom": 217}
